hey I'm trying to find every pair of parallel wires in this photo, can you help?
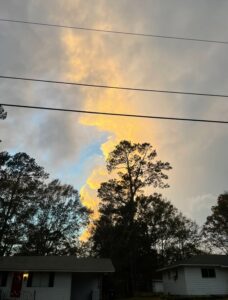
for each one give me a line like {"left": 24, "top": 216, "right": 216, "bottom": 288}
{"left": 0, "top": 18, "right": 228, "bottom": 124}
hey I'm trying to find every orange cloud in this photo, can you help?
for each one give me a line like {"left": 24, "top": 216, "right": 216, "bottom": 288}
{"left": 61, "top": 30, "right": 160, "bottom": 239}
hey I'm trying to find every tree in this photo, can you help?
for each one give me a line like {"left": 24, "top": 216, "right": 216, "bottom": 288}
{"left": 19, "top": 179, "right": 89, "bottom": 255}
{"left": 91, "top": 141, "right": 202, "bottom": 296}
{"left": 0, "top": 105, "right": 7, "bottom": 143}
{"left": 91, "top": 141, "right": 172, "bottom": 295}
{"left": 137, "top": 195, "right": 201, "bottom": 265}
{"left": 99, "top": 140, "right": 171, "bottom": 221}
{"left": 203, "top": 193, "right": 228, "bottom": 254}
{"left": 0, "top": 151, "right": 90, "bottom": 256}
{"left": 0, "top": 106, "right": 7, "bottom": 120}
{"left": 0, "top": 152, "right": 48, "bottom": 255}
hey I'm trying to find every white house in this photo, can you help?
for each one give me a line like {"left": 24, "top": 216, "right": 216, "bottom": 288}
{"left": 151, "top": 279, "right": 164, "bottom": 294}
{"left": 0, "top": 256, "right": 114, "bottom": 300}
{"left": 159, "top": 255, "right": 228, "bottom": 297}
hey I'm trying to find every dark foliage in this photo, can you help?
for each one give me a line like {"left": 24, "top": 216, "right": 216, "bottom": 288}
{"left": 19, "top": 179, "right": 89, "bottom": 255}
{"left": 203, "top": 193, "right": 228, "bottom": 254}
{"left": 0, "top": 152, "right": 48, "bottom": 255}
{"left": 0, "top": 105, "right": 7, "bottom": 143}
{"left": 91, "top": 141, "right": 200, "bottom": 296}
{"left": 0, "top": 106, "right": 7, "bottom": 120}
{"left": 0, "top": 151, "right": 90, "bottom": 256}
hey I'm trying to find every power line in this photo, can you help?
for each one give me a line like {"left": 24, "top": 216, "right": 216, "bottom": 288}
{"left": 0, "top": 18, "right": 228, "bottom": 45}
{"left": 1, "top": 75, "right": 228, "bottom": 99}
{"left": 1, "top": 103, "right": 227, "bottom": 124}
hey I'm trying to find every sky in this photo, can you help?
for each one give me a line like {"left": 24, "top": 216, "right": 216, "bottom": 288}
{"left": 1, "top": 0, "right": 228, "bottom": 233}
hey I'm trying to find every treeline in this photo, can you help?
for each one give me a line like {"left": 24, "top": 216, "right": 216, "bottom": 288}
{"left": 0, "top": 152, "right": 89, "bottom": 256}
{"left": 88, "top": 141, "right": 227, "bottom": 295}
{"left": 0, "top": 140, "right": 227, "bottom": 296}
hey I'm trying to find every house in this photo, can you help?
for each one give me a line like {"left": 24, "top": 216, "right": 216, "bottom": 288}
{"left": 0, "top": 256, "right": 114, "bottom": 300}
{"left": 151, "top": 279, "right": 164, "bottom": 294}
{"left": 159, "top": 255, "right": 228, "bottom": 297}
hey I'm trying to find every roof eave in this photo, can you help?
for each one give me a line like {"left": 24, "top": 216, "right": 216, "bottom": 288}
{"left": 0, "top": 269, "right": 115, "bottom": 273}
{"left": 157, "top": 263, "right": 226, "bottom": 272}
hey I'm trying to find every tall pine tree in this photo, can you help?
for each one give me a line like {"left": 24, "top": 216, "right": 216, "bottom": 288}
{"left": 91, "top": 141, "right": 172, "bottom": 295}
{"left": 91, "top": 141, "right": 201, "bottom": 296}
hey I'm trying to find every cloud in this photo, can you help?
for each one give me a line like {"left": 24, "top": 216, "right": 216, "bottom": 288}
{"left": 1, "top": 0, "right": 228, "bottom": 233}
{"left": 0, "top": 0, "right": 103, "bottom": 184}
{"left": 182, "top": 194, "right": 216, "bottom": 226}
{"left": 60, "top": 1, "right": 228, "bottom": 223}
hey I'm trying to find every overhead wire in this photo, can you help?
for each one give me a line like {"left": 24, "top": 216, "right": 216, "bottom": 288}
{"left": 1, "top": 75, "right": 228, "bottom": 99}
{"left": 1, "top": 103, "right": 227, "bottom": 124}
{"left": 1, "top": 18, "right": 228, "bottom": 125}
{"left": 0, "top": 18, "right": 228, "bottom": 45}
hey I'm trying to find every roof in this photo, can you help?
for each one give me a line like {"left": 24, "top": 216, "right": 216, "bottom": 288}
{"left": 0, "top": 256, "right": 115, "bottom": 273}
{"left": 159, "top": 255, "right": 228, "bottom": 271}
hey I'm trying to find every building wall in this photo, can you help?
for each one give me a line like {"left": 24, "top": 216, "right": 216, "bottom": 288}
{"left": 163, "top": 267, "right": 228, "bottom": 296}
{"left": 185, "top": 267, "right": 228, "bottom": 296}
{"left": 71, "top": 273, "right": 101, "bottom": 300}
{"left": 0, "top": 271, "right": 13, "bottom": 299}
{"left": 162, "top": 267, "right": 187, "bottom": 295}
{"left": 0, "top": 272, "right": 72, "bottom": 300}
{"left": 152, "top": 280, "right": 164, "bottom": 293}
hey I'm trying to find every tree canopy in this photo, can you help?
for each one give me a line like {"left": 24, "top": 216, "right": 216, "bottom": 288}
{"left": 91, "top": 140, "right": 201, "bottom": 296}
{"left": 0, "top": 151, "right": 90, "bottom": 256}
{"left": 0, "top": 106, "right": 7, "bottom": 120}
{"left": 203, "top": 193, "right": 228, "bottom": 254}
{"left": 98, "top": 141, "right": 171, "bottom": 226}
{"left": 0, "top": 105, "right": 7, "bottom": 143}
{"left": 20, "top": 179, "right": 89, "bottom": 255}
{"left": 0, "top": 152, "right": 48, "bottom": 255}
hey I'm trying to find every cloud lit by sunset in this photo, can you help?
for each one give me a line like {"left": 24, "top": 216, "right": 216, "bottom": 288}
{"left": 1, "top": 4, "right": 228, "bottom": 299}
{"left": 1, "top": 0, "right": 228, "bottom": 237}
{"left": 61, "top": 30, "right": 162, "bottom": 233}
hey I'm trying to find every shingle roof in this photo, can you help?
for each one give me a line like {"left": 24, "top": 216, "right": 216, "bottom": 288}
{"left": 0, "top": 256, "right": 115, "bottom": 273}
{"left": 159, "top": 255, "right": 228, "bottom": 271}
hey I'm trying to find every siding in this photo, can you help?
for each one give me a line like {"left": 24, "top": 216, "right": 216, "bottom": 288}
{"left": 185, "top": 267, "right": 228, "bottom": 296}
{"left": 71, "top": 273, "right": 101, "bottom": 300}
{"left": 152, "top": 280, "right": 164, "bottom": 293}
{"left": 0, "top": 272, "right": 102, "bottom": 300}
{"left": 0, "top": 272, "right": 13, "bottom": 299}
{"left": 163, "top": 267, "right": 187, "bottom": 295}
{"left": 0, "top": 272, "right": 72, "bottom": 300}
